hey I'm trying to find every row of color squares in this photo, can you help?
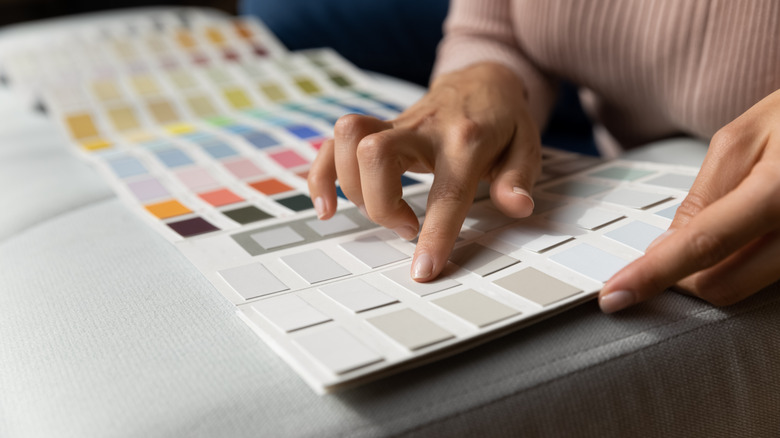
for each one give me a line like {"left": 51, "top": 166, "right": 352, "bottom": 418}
{"left": 224, "top": 198, "right": 670, "bottom": 301}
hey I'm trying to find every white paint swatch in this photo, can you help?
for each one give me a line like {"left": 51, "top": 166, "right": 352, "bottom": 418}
{"left": 655, "top": 203, "right": 680, "bottom": 220}
{"left": 494, "top": 225, "right": 573, "bottom": 253}
{"left": 605, "top": 221, "right": 666, "bottom": 252}
{"left": 251, "top": 226, "right": 304, "bottom": 250}
{"left": 340, "top": 236, "right": 408, "bottom": 268}
{"left": 368, "top": 308, "right": 454, "bottom": 350}
{"left": 218, "top": 263, "right": 288, "bottom": 300}
{"left": 319, "top": 278, "right": 397, "bottom": 313}
{"left": 596, "top": 188, "right": 673, "bottom": 209}
{"left": 545, "top": 180, "right": 612, "bottom": 198}
{"left": 251, "top": 294, "right": 331, "bottom": 332}
{"left": 645, "top": 173, "right": 696, "bottom": 190}
{"left": 448, "top": 243, "right": 519, "bottom": 276}
{"left": 493, "top": 267, "right": 582, "bottom": 306}
{"left": 295, "top": 327, "right": 383, "bottom": 375}
{"left": 305, "top": 213, "right": 359, "bottom": 236}
{"left": 547, "top": 205, "right": 625, "bottom": 230}
{"left": 281, "top": 249, "right": 351, "bottom": 283}
{"left": 549, "top": 243, "right": 630, "bottom": 282}
{"left": 589, "top": 166, "right": 655, "bottom": 181}
{"left": 382, "top": 264, "right": 460, "bottom": 296}
{"left": 432, "top": 290, "right": 520, "bottom": 327}
{"left": 463, "top": 203, "right": 516, "bottom": 232}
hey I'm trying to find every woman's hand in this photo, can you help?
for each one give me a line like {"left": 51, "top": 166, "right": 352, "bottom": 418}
{"left": 308, "top": 62, "right": 542, "bottom": 282}
{"left": 600, "top": 89, "right": 780, "bottom": 313}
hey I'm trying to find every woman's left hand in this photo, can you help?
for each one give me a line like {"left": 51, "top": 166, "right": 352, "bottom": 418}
{"left": 599, "top": 89, "right": 780, "bottom": 313}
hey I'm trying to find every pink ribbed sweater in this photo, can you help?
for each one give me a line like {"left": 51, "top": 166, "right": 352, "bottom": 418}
{"left": 433, "top": 0, "right": 780, "bottom": 147}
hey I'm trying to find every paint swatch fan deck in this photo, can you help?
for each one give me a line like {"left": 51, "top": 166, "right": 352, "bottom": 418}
{"left": 0, "top": 8, "right": 699, "bottom": 393}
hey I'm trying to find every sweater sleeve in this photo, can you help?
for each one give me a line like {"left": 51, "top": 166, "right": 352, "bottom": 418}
{"left": 432, "top": 0, "right": 558, "bottom": 127}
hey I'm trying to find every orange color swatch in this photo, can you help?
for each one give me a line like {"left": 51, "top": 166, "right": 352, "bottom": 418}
{"left": 145, "top": 199, "right": 192, "bottom": 219}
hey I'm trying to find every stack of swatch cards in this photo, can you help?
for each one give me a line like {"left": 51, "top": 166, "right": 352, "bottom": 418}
{"left": 0, "top": 8, "right": 698, "bottom": 393}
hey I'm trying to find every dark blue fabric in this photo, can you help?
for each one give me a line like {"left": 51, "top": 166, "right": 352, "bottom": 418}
{"left": 240, "top": 0, "right": 449, "bottom": 87}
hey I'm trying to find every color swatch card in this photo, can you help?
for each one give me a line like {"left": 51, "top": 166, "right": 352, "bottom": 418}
{"left": 0, "top": 8, "right": 701, "bottom": 394}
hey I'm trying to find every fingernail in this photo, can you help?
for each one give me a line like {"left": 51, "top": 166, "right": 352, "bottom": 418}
{"left": 646, "top": 229, "right": 674, "bottom": 252}
{"left": 512, "top": 187, "right": 535, "bottom": 210}
{"left": 393, "top": 225, "right": 418, "bottom": 241}
{"left": 412, "top": 253, "right": 433, "bottom": 280}
{"left": 599, "top": 290, "right": 635, "bottom": 314}
{"left": 314, "top": 196, "right": 326, "bottom": 219}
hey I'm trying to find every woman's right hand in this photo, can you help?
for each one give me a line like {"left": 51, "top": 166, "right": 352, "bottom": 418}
{"left": 308, "top": 62, "right": 542, "bottom": 282}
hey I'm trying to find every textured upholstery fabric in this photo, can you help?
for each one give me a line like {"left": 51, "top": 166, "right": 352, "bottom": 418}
{"left": 1, "top": 96, "right": 779, "bottom": 437}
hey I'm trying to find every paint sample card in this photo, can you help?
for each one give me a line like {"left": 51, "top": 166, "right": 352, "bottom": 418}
{"left": 605, "top": 221, "right": 666, "bottom": 252}
{"left": 319, "top": 278, "right": 397, "bottom": 313}
{"left": 655, "top": 203, "right": 680, "bottom": 220}
{"left": 589, "top": 166, "right": 655, "bottom": 181}
{"left": 596, "top": 188, "right": 673, "bottom": 209}
{"left": 645, "top": 173, "right": 696, "bottom": 190}
{"left": 340, "top": 236, "right": 408, "bottom": 268}
{"left": 432, "top": 290, "right": 520, "bottom": 327}
{"left": 549, "top": 244, "right": 630, "bottom": 283}
{"left": 494, "top": 225, "right": 573, "bottom": 253}
{"left": 368, "top": 308, "right": 454, "bottom": 350}
{"left": 547, "top": 205, "right": 625, "bottom": 230}
{"left": 463, "top": 203, "right": 517, "bottom": 232}
{"left": 281, "top": 249, "right": 351, "bottom": 284}
{"left": 295, "top": 327, "right": 383, "bottom": 375}
{"left": 306, "top": 213, "right": 359, "bottom": 237}
{"left": 251, "top": 294, "right": 331, "bottom": 332}
{"left": 493, "top": 267, "right": 582, "bottom": 306}
{"left": 251, "top": 226, "right": 305, "bottom": 250}
{"left": 448, "top": 243, "right": 519, "bottom": 276}
{"left": 382, "top": 264, "right": 460, "bottom": 297}
{"left": 545, "top": 180, "right": 612, "bottom": 198}
{"left": 219, "top": 263, "right": 289, "bottom": 300}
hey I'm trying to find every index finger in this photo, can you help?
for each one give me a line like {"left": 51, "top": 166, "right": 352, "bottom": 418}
{"left": 600, "top": 165, "right": 780, "bottom": 313}
{"left": 411, "top": 158, "right": 480, "bottom": 281}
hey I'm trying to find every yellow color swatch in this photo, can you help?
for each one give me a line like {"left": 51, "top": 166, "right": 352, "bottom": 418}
{"left": 223, "top": 88, "right": 252, "bottom": 109}
{"left": 166, "top": 123, "right": 195, "bottom": 135}
{"left": 145, "top": 199, "right": 192, "bottom": 219}
{"left": 131, "top": 74, "right": 160, "bottom": 96}
{"left": 146, "top": 100, "right": 179, "bottom": 125}
{"left": 187, "top": 95, "right": 218, "bottom": 118}
{"left": 205, "top": 27, "right": 225, "bottom": 44}
{"left": 65, "top": 113, "right": 99, "bottom": 140}
{"left": 92, "top": 80, "right": 122, "bottom": 101}
{"left": 107, "top": 105, "right": 140, "bottom": 132}
{"left": 260, "top": 82, "right": 287, "bottom": 102}
{"left": 294, "top": 77, "right": 321, "bottom": 95}
{"left": 80, "top": 138, "right": 112, "bottom": 151}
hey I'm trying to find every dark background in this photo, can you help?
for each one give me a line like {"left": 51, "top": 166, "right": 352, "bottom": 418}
{"left": 0, "top": 0, "right": 235, "bottom": 27}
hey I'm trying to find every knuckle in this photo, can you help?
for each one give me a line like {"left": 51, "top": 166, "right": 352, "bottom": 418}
{"left": 450, "top": 117, "right": 484, "bottom": 145}
{"left": 429, "top": 180, "right": 472, "bottom": 205}
{"left": 709, "top": 123, "right": 745, "bottom": 154}
{"left": 676, "top": 191, "right": 710, "bottom": 221}
{"left": 689, "top": 231, "right": 730, "bottom": 268}
{"left": 355, "top": 133, "right": 391, "bottom": 166}
{"left": 334, "top": 114, "right": 369, "bottom": 138}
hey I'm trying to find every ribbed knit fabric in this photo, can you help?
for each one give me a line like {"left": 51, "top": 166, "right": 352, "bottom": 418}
{"left": 434, "top": 0, "right": 780, "bottom": 147}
